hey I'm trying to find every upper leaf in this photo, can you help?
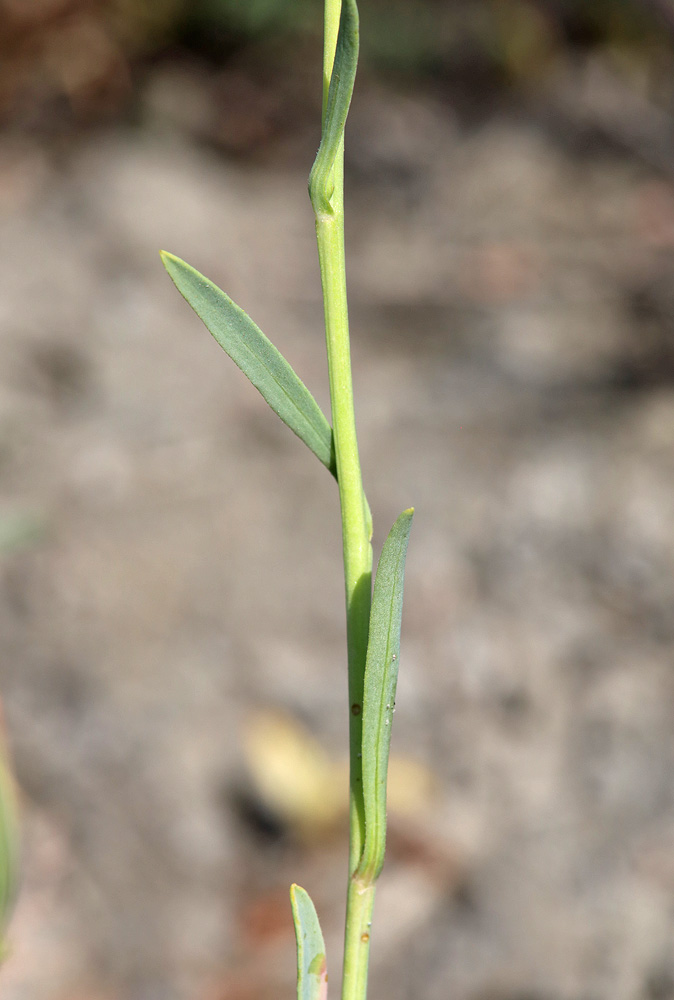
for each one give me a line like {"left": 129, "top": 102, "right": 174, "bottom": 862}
{"left": 356, "top": 508, "right": 414, "bottom": 884}
{"left": 308, "top": 0, "right": 359, "bottom": 217}
{"left": 290, "top": 884, "right": 328, "bottom": 1000}
{"left": 161, "top": 252, "right": 336, "bottom": 476}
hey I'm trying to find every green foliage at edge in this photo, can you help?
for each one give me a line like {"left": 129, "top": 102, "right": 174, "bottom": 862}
{"left": 0, "top": 747, "right": 20, "bottom": 953}
{"left": 290, "top": 884, "right": 328, "bottom": 1000}
{"left": 357, "top": 507, "right": 414, "bottom": 883}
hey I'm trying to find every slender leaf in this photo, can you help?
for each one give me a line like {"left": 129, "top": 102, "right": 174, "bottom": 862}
{"left": 0, "top": 737, "right": 20, "bottom": 948}
{"left": 357, "top": 508, "right": 414, "bottom": 884}
{"left": 290, "top": 884, "right": 328, "bottom": 1000}
{"left": 161, "top": 252, "right": 336, "bottom": 476}
{"left": 308, "top": 0, "right": 359, "bottom": 216}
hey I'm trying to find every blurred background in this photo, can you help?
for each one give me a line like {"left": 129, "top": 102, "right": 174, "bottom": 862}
{"left": 1, "top": 0, "right": 674, "bottom": 998}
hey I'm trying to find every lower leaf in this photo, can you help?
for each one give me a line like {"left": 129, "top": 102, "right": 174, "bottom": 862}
{"left": 290, "top": 884, "right": 328, "bottom": 1000}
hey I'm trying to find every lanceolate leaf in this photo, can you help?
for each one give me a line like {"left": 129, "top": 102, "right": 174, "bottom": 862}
{"left": 308, "top": 0, "right": 359, "bottom": 216}
{"left": 357, "top": 508, "right": 414, "bottom": 884}
{"left": 290, "top": 884, "right": 328, "bottom": 1000}
{"left": 160, "top": 252, "right": 336, "bottom": 476}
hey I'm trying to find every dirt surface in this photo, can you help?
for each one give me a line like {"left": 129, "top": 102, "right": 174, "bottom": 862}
{"left": 1, "top": 72, "right": 674, "bottom": 1000}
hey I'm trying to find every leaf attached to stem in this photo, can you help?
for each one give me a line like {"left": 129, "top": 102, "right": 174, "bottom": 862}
{"left": 309, "top": 0, "right": 359, "bottom": 217}
{"left": 161, "top": 252, "right": 336, "bottom": 476}
{"left": 357, "top": 507, "right": 414, "bottom": 884}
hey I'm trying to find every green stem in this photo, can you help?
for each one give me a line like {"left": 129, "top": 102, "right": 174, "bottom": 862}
{"left": 315, "top": 210, "right": 371, "bottom": 867}
{"left": 342, "top": 880, "right": 376, "bottom": 1000}
{"left": 317, "top": 2, "right": 374, "bottom": 999}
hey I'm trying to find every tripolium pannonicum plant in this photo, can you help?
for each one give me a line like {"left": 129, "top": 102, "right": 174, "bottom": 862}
{"left": 162, "top": 2, "right": 413, "bottom": 999}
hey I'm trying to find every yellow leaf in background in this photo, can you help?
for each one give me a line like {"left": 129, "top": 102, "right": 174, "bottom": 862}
{"left": 243, "top": 710, "right": 344, "bottom": 840}
{"left": 243, "top": 710, "right": 438, "bottom": 842}
{"left": 386, "top": 756, "right": 437, "bottom": 819}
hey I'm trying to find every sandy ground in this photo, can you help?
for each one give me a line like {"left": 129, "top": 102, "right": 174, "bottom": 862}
{"left": 0, "top": 74, "right": 674, "bottom": 1000}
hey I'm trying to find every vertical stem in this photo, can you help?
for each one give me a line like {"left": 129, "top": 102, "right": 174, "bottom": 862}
{"left": 317, "top": 2, "right": 375, "bottom": 1000}
{"left": 342, "top": 880, "right": 375, "bottom": 1000}
{"left": 315, "top": 211, "right": 371, "bottom": 868}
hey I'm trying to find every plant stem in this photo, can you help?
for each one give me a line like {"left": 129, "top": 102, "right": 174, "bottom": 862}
{"left": 342, "top": 879, "right": 375, "bottom": 1000}
{"left": 316, "top": 208, "right": 372, "bottom": 856}
{"left": 316, "top": 2, "right": 374, "bottom": 999}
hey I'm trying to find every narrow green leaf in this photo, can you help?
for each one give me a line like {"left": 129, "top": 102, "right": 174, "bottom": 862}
{"left": 357, "top": 508, "right": 414, "bottom": 884}
{"left": 290, "top": 884, "right": 328, "bottom": 1000}
{"left": 0, "top": 740, "right": 20, "bottom": 948}
{"left": 160, "top": 252, "right": 336, "bottom": 476}
{"left": 308, "top": 0, "right": 359, "bottom": 216}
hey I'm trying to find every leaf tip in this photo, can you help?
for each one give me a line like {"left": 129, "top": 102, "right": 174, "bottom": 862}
{"left": 290, "top": 882, "right": 307, "bottom": 915}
